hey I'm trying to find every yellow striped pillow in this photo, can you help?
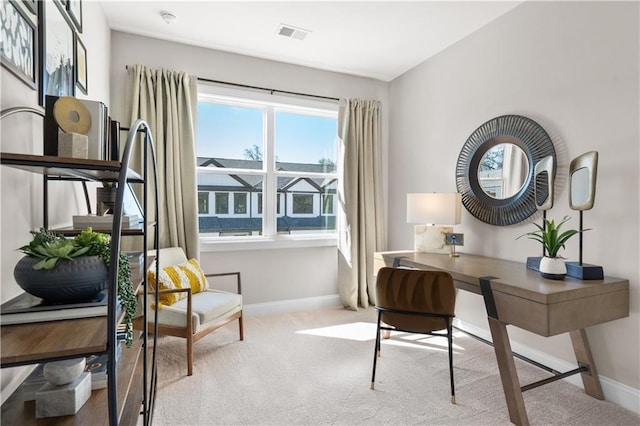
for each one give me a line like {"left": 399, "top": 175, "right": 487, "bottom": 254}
{"left": 147, "top": 258, "right": 209, "bottom": 306}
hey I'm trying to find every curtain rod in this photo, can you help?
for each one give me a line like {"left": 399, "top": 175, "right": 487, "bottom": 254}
{"left": 197, "top": 77, "right": 339, "bottom": 102}
{"left": 125, "top": 65, "right": 338, "bottom": 102}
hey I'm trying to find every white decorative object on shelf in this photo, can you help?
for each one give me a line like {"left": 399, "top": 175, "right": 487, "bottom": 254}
{"left": 58, "top": 132, "right": 88, "bottom": 159}
{"left": 36, "top": 372, "right": 91, "bottom": 418}
{"left": 43, "top": 358, "right": 86, "bottom": 385}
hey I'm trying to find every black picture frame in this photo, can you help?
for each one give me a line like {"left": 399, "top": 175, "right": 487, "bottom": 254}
{"left": 38, "top": 0, "right": 75, "bottom": 107}
{"left": 1, "top": 0, "right": 38, "bottom": 89}
{"left": 75, "top": 34, "right": 87, "bottom": 94}
{"left": 22, "top": 0, "right": 37, "bottom": 14}
{"left": 66, "top": 0, "right": 81, "bottom": 33}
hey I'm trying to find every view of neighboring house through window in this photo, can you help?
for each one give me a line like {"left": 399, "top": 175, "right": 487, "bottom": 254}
{"left": 196, "top": 84, "right": 339, "bottom": 239}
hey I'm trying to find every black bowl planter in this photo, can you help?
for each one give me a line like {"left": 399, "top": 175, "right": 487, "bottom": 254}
{"left": 14, "top": 255, "right": 108, "bottom": 303}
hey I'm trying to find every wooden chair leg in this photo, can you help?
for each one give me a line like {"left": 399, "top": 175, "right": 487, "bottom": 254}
{"left": 187, "top": 333, "right": 193, "bottom": 376}
{"left": 238, "top": 315, "right": 244, "bottom": 341}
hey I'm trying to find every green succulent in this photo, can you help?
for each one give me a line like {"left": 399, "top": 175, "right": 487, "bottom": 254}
{"left": 517, "top": 216, "right": 580, "bottom": 258}
{"left": 18, "top": 228, "right": 137, "bottom": 346}
{"left": 19, "top": 229, "right": 89, "bottom": 270}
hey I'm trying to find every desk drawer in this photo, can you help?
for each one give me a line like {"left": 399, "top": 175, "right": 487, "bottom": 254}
{"left": 494, "top": 288, "right": 629, "bottom": 336}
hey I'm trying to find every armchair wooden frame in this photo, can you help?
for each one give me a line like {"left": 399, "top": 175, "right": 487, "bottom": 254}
{"left": 135, "top": 272, "right": 244, "bottom": 376}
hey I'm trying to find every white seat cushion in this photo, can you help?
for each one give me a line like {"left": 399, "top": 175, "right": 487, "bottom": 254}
{"left": 141, "top": 290, "right": 242, "bottom": 333}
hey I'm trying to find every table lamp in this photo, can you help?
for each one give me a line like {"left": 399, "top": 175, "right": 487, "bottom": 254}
{"left": 407, "top": 193, "right": 462, "bottom": 256}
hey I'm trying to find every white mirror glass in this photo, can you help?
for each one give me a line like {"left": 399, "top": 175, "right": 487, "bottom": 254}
{"left": 477, "top": 143, "right": 529, "bottom": 199}
{"left": 570, "top": 167, "right": 590, "bottom": 206}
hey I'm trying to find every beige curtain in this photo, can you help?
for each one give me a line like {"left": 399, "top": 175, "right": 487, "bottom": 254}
{"left": 126, "top": 64, "right": 199, "bottom": 260}
{"left": 337, "top": 99, "right": 385, "bottom": 310}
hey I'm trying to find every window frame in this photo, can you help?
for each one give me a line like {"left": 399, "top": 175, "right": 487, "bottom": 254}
{"left": 197, "top": 83, "right": 339, "bottom": 249}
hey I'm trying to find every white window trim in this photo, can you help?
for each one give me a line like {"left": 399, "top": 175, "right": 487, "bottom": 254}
{"left": 252, "top": 192, "right": 284, "bottom": 217}
{"left": 197, "top": 82, "right": 339, "bottom": 249}
{"left": 200, "top": 234, "right": 337, "bottom": 252}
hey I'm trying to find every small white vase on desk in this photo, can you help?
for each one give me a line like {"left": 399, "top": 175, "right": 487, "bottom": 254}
{"left": 539, "top": 256, "right": 567, "bottom": 280}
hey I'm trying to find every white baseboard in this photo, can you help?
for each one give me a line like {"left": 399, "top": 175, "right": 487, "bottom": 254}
{"left": 454, "top": 319, "right": 640, "bottom": 414}
{"left": 243, "top": 294, "right": 342, "bottom": 318}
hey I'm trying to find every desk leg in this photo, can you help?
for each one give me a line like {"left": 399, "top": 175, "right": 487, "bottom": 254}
{"left": 488, "top": 317, "right": 530, "bottom": 426}
{"left": 570, "top": 328, "right": 604, "bottom": 400}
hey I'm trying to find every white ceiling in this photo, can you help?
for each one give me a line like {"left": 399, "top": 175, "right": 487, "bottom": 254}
{"left": 101, "top": 1, "right": 523, "bottom": 82}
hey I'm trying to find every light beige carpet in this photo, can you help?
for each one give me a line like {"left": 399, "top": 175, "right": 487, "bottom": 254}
{"left": 148, "top": 307, "right": 639, "bottom": 425}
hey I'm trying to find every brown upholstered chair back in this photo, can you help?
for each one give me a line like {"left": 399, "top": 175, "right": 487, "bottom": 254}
{"left": 375, "top": 267, "right": 456, "bottom": 333}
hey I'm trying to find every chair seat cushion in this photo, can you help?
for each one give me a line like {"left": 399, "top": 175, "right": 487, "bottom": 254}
{"left": 142, "top": 290, "right": 242, "bottom": 333}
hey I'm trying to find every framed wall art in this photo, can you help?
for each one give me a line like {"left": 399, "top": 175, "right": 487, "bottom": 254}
{"left": 1, "top": 0, "right": 37, "bottom": 89}
{"left": 22, "top": 0, "right": 37, "bottom": 15}
{"left": 75, "top": 34, "right": 87, "bottom": 94}
{"left": 67, "top": 0, "right": 82, "bottom": 33}
{"left": 38, "top": 0, "right": 75, "bottom": 106}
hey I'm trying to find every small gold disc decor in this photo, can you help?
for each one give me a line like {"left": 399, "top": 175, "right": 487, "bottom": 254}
{"left": 53, "top": 96, "right": 91, "bottom": 135}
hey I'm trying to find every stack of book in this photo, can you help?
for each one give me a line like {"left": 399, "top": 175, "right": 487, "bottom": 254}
{"left": 72, "top": 214, "right": 142, "bottom": 230}
{"left": 84, "top": 341, "right": 123, "bottom": 390}
{"left": 0, "top": 291, "right": 108, "bottom": 325}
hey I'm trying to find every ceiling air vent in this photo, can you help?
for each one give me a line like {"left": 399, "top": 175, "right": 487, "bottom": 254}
{"left": 276, "top": 24, "right": 310, "bottom": 40}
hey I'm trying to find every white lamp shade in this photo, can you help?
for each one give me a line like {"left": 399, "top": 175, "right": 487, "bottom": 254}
{"left": 407, "top": 193, "right": 462, "bottom": 225}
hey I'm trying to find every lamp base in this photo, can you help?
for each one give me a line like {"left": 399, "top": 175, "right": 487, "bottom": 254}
{"left": 414, "top": 225, "right": 452, "bottom": 254}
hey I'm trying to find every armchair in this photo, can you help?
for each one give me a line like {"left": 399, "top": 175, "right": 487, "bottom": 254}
{"left": 134, "top": 247, "right": 243, "bottom": 376}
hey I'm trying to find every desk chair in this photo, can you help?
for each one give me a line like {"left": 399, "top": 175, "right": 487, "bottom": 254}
{"left": 134, "top": 247, "right": 243, "bottom": 376}
{"left": 371, "top": 267, "right": 457, "bottom": 403}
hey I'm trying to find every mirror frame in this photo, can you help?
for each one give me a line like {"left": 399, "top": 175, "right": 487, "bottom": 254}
{"left": 569, "top": 151, "right": 598, "bottom": 211}
{"left": 456, "top": 115, "right": 556, "bottom": 226}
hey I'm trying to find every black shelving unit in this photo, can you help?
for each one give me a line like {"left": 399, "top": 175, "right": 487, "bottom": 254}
{"left": 0, "top": 119, "right": 160, "bottom": 425}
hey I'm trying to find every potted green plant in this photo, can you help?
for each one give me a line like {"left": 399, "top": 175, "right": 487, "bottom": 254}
{"left": 15, "top": 228, "right": 137, "bottom": 346}
{"left": 517, "top": 216, "right": 580, "bottom": 280}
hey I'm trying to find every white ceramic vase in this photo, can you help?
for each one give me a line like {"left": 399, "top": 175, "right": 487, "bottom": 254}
{"left": 539, "top": 256, "right": 566, "bottom": 280}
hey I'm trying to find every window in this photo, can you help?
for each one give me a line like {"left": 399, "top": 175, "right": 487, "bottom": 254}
{"left": 197, "top": 84, "right": 339, "bottom": 240}
{"left": 198, "top": 192, "right": 209, "bottom": 214}
{"left": 292, "top": 194, "right": 314, "bottom": 215}
{"left": 234, "top": 192, "right": 247, "bottom": 214}
{"left": 215, "top": 192, "right": 229, "bottom": 215}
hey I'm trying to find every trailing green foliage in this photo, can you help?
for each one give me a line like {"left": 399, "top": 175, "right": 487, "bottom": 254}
{"left": 18, "top": 228, "right": 137, "bottom": 346}
{"left": 517, "top": 216, "right": 580, "bottom": 258}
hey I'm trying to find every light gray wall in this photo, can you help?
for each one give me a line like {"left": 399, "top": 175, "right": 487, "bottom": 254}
{"left": 108, "top": 31, "right": 389, "bottom": 306}
{"left": 388, "top": 1, "right": 639, "bottom": 393}
{"left": 0, "top": 1, "right": 111, "bottom": 402}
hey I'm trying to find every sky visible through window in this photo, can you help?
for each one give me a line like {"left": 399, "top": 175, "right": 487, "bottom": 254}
{"left": 197, "top": 102, "right": 337, "bottom": 165}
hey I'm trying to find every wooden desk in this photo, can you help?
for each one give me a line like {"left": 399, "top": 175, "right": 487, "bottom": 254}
{"left": 374, "top": 251, "right": 629, "bottom": 426}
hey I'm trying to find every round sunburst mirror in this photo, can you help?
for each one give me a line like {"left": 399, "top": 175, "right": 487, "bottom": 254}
{"left": 456, "top": 115, "right": 556, "bottom": 226}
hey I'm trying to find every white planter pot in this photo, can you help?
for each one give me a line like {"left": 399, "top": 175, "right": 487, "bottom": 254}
{"left": 539, "top": 257, "right": 567, "bottom": 280}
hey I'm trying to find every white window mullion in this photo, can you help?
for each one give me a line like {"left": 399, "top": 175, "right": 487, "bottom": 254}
{"left": 263, "top": 107, "right": 276, "bottom": 237}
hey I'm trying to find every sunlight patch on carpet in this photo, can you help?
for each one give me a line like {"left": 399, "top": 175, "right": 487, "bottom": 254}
{"left": 297, "top": 322, "right": 467, "bottom": 353}
{"left": 297, "top": 322, "right": 377, "bottom": 341}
